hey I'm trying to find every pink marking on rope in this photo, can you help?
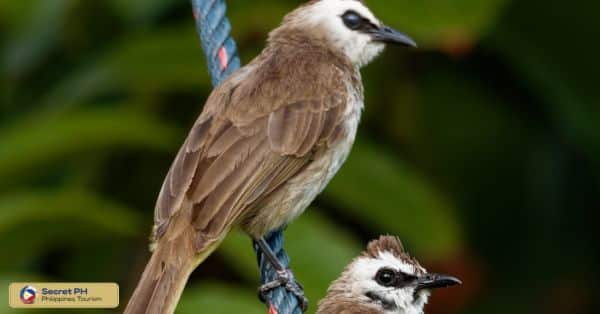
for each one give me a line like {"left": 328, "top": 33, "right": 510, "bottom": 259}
{"left": 269, "top": 304, "right": 278, "bottom": 314}
{"left": 218, "top": 46, "right": 228, "bottom": 70}
{"left": 192, "top": 9, "right": 199, "bottom": 20}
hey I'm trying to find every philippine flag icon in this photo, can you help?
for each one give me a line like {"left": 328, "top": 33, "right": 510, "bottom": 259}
{"left": 19, "top": 286, "right": 36, "bottom": 304}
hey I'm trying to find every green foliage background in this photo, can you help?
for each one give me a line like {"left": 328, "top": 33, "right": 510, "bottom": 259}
{"left": 1, "top": 0, "right": 598, "bottom": 313}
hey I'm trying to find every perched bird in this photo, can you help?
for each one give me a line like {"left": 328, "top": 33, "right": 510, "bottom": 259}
{"left": 317, "top": 236, "right": 461, "bottom": 314}
{"left": 124, "top": 1, "right": 416, "bottom": 313}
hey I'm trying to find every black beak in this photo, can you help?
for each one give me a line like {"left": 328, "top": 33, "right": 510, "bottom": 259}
{"left": 372, "top": 25, "right": 417, "bottom": 47}
{"left": 415, "top": 273, "right": 462, "bottom": 290}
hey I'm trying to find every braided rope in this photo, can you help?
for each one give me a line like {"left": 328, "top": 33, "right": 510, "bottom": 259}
{"left": 191, "top": 0, "right": 240, "bottom": 86}
{"left": 190, "top": 1, "right": 304, "bottom": 313}
{"left": 255, "top": 230, "right": 304, "bottom": 314}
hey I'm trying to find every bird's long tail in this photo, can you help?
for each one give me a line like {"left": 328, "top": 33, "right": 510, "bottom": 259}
{"left": 123, "top": 231, "right": 222, "bottom": 314}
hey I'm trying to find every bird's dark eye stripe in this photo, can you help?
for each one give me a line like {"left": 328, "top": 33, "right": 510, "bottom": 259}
{"left": 341, "top": 10, "right": 378, "bottom": 32}
{"left": 375, "top": 268, "right": 417, "bottom": 287}
{"left": 363, "top": 21, "right": 378, "bottom": 31}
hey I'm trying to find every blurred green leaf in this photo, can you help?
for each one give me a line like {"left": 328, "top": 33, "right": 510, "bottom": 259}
{"left": 411, "top": 65, "right": 529, "bottom": 172}
{"left": 0, "top": 2, "right": 36, "bottom": 28}
{"left": 1, "top": 0, "right": 72, "bottom": 78}
{"left": 108, "top": 0, "right": 175, "bottom": 25}
{"left": 324, "top": 138, "right": 463, "bottom": 259}
{"left": 0, "top": 108, "right": 179, "bottom": 180}
{"left": 39, "top": 26, "right": 210, "bottom": 112}
{"left": 0, "top": 189, "right": 142, "bottom": 236}
{"left": 101, "top": 26, "right": 209, "bottom": 93}
{"left": 0, "top": 190, "right": 143, "bottom": 270}
{"left": 486, "top": 0, "right": 600, "bottom": 160}
{"left": 38, "top": 64, "right": 116, "bottom": 113}
{"left": 218, "top": 230, "right": 260, "bottom": 282}
{"left": 178, "top": 282, "right": 265, "bottom": 314}
{"left": 371, "top": 0, "right": 510, "bottom": 49}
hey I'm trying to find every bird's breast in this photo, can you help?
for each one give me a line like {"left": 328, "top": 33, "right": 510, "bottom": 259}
{"left": 270, "top": 87, "right": 363, "bottom": 225}
{"left": 241, "top": 78, "right": 364, "bottom": 237}
{"left": 313, "top": 78, "right": 364, "bottom": 194}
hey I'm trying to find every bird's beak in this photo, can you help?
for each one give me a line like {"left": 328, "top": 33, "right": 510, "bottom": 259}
{"left": 415, "top": 273, "right": 462, "bottom": 290}
{"left": 371, "top": 25, "right": 417, "bottom": 48}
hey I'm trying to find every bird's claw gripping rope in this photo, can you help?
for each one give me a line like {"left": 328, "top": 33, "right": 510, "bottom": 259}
{"left": 253, "top": 233, "right": 307, "bottom": 313}
{"left": 256, "top": 236, "right": 308, "bottom": 311}
{"left": 190, "top": 1, "right": 306, "bottom": 313}
{"left": 258, "top": 269, "right": 309, "bottom": 312}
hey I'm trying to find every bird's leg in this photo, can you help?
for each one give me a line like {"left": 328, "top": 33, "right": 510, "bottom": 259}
{"left": 255, "top": 238, "right": 308, "bottom": 311}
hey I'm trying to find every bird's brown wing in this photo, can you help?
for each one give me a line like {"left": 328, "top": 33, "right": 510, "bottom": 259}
{"left": 153, "top": 57, "right": 352, "bottom": 250}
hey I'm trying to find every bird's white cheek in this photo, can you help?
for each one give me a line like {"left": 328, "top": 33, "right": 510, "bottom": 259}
{"left": 355, "top": 42, "right": 385, "bottom": 68}
{"left": 412, "top": 290, "right": 430, "bottom": 311}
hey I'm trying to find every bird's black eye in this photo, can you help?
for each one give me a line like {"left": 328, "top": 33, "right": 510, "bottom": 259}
{"left": 375, "top": 268, "right": 397, "bottom": 287}
{"left": 341, "top": 11, "right": 362, "bottom": 30}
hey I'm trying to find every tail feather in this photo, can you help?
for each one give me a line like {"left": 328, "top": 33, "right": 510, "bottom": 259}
{"left": 123, "top": 247, "right": 194, "bottom": 314}
{"left": 124, "top": 236, "right": 223, "bottom": 314}
{"left": 123, "top": 251, "right": 163, "bottom": 314}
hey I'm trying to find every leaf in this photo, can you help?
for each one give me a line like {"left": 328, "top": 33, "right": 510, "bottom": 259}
{"left": 370, "top": 0, "right": 510, "bottom": 49}
{"left": 324, "top": 138, "right": 463, "bottom": 259}
{"left": 0, "top": 190, "right": 142, "bottom": 235}
{"left": 217, "top": 230, "right": 260, "bottom": 282}
{"left": 37, "top": 64, "right": 117, "bottom": 113}
{"left": 37, "top": 26, "right": 210, "bottom": 113}
{"left": 1, "top": 0, "right": 72, "bottom": 78}
{"left": 0, "top": 190, "right": 144, "bottom": 270}
{"left": 178, "top": 282, "right": 265, "bottom": 314}
{"left": 108, "top": 0, "right": 175, "bottom": 25}
{"left": 0, "top": 108, "right": 179, "bottom": 180}
{"left": 485, "top": 0, "right": 600, "bottom": 160}
{"left": 100, "top": 26, "right": 210, "bottom": 93}
{"left": 0, "top": 2, "right": 37, "bottom": 30}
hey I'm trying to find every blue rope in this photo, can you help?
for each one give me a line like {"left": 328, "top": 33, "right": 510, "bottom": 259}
{"left": 191, "top": 0, "right": 240, "bottom": 86}
{"left": 190, "top": 1, "right": 304, "bottom": 313}
{"left": 255, "top": 230, "right": 304, "bottom": 314}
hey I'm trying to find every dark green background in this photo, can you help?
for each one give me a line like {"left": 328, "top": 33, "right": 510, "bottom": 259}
{"left": 1, "top": 0, "right": 598, "bottom": 313}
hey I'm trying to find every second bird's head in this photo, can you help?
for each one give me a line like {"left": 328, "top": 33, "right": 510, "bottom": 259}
{"left": 318, "top": 236, "right": 461, "bottom": 314}
{"left": 270, "top": 0, "right": 417, "bottom": 68}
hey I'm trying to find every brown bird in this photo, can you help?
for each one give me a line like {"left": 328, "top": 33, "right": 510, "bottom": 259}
{"left": 124, "top": 1, "right": 416, "bottom": 313}
{"left": 317, "top": 236, "right": 461, "bottom": 314}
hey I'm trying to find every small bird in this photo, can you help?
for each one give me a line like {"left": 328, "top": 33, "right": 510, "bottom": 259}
{"left": 124, "top": 1, "right": 416, "bottom": 313}
{"left": 317, "top": 236, "right": 461, "bottom": 314}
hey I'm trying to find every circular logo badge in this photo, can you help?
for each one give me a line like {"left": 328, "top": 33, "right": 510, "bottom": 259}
{"left": 19, "top": 286, "right": 36, "bottom": 304}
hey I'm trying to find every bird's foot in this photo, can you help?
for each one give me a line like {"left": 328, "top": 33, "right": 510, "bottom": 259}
{"left": 258, "top": 268, "right": 308, "bottom": 312}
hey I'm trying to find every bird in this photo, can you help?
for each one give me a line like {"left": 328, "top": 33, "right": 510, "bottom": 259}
{"left": 317, "top": 236, "right": 461, "bottom": 314}
{"left": 124, "top": 1, "right": 416, "bottom": 313}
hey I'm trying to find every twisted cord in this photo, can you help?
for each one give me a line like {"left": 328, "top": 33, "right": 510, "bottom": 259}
{"left": 190, "top": 1, "right": 303, "bottom": 313}
{"left": 254, "top": 230, "right": 304, "bottom": 314}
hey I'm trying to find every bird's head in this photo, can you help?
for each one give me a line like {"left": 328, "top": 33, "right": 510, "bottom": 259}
{"left": 318, "top": 236, "right": 461, "bottom": 314}
{"left": 269, "top": 0, "right": 416, "bottom": 68}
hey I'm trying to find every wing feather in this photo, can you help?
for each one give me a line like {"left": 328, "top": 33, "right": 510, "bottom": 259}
{"left": 152, "top": 49, "right": 356, "bottom": 247}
